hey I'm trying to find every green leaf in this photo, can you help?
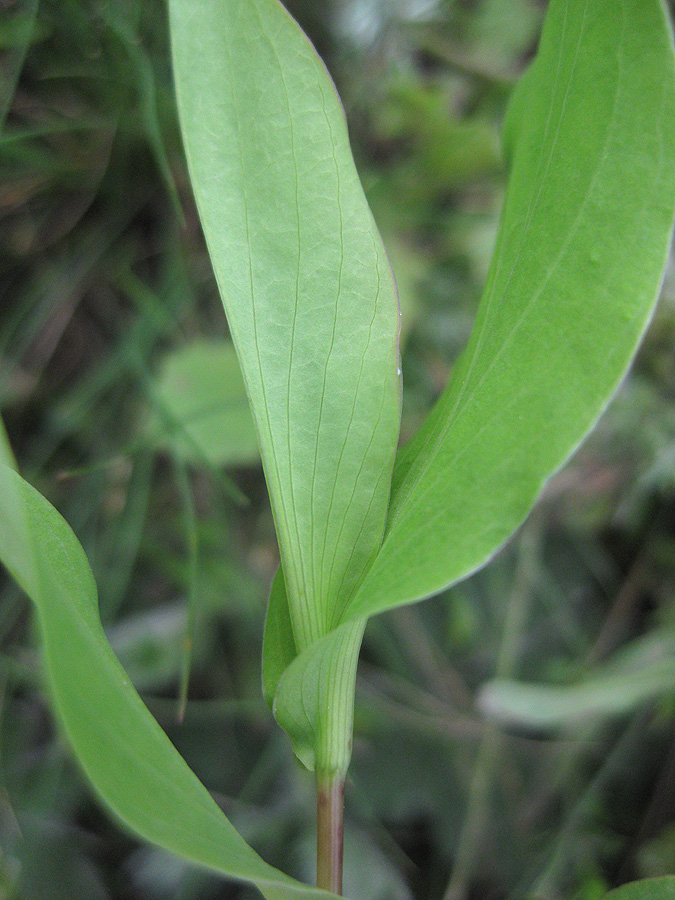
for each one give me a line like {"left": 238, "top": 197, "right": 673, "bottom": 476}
{"left": 604, "top": 878, "right": 675, "bottom": 900}
{"left": 0, "top": 461, "right": 339, "bottom": 900}
{"left": 272, "top": 615, "right": 365, "bottom": 774}
{"left": 345, "top": 0, "right": 675, "bottom": 622}
{"left": 147, "top": 339, "right": 260, "bottom": 467}
{"left": 0, "top": 415, "right": 16, "bottom": 470}
{"left": 262, "top": 567, "right": 297, "bottom": 709}
{"left": 262, "top": 568, "right": 364, "bottom": 775}
{"left": 170, "top": 0, "right": 400, "bottom": 652}
{"left": 478, "top": 630, "right": 675, "bottom": 730}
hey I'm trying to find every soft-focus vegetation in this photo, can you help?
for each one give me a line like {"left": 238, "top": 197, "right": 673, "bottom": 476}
{"left": 2, "top": 1, "right": 675, "bottom": 899}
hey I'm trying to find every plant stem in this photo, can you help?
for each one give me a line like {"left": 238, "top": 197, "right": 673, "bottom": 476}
{"left": 316, "top": 772, "right": 344, "bottom": 894}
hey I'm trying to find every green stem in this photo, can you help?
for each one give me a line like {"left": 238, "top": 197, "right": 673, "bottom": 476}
{"left": 316, "top": 772, "right": 344, "bottom": 895}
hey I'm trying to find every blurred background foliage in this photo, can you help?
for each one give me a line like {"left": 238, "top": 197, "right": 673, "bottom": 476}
{"left": 2, "top": 0, "right": 675, "bottom": 898}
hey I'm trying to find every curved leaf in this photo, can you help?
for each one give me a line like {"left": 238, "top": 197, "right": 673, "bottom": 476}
{"left": 346, "top": 0, "right": 675, "bottom": 621}
{"left": 262, "top": 568, "right": 364, "bottom": 775}
{"left": 0, "top": 462, "right": 338, "bottom": 900}
{"left": 170, "top": 0, "right": 400, "bottom": 651}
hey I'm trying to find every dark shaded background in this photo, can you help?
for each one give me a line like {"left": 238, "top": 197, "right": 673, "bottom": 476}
{"left": 2, "top": 1, "right": 675, "bottom": 898}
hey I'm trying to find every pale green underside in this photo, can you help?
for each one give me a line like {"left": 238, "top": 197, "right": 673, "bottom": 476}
{"left": 170, "top": 0, "right": 401, "bottom": 651}
{"left": 346, "top": 0, "right": 675, "bottom": 619}
{"left": 266, "top": 0, "right": 675, "bottom": 780}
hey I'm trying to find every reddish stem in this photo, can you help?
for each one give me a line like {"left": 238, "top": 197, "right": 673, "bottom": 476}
{"left": 316, "top": 773, "right": 344, "bottom": 894}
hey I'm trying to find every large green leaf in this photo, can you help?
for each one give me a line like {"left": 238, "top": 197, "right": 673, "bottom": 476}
{"left": 0, "top": 461, "right": 338, "bottom": 900}
{"left": 170, "top": 0, "right": 400, "bottom": 652}
{"left": 345, "top": 0, "right": 675, "bottom": 621}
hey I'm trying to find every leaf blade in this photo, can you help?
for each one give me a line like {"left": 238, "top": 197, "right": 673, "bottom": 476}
{"left": 346, "top": 0, "right": 675, "bottom": 621}
{"left": 170, "top": 0, "right": 400, "bottom": 648}
{"left": 0, "top": 462, "right": 339, "bottom": 900}
{"left": 262, "top": 566, "right": 297, "bottom": 709}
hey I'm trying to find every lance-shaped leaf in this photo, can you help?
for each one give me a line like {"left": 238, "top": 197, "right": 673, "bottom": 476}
{"left": 345, "top": 0, "right": 675, "bottom": 622}
{"left": 170, "top": 0, "right": 400, "bottom": 651}
{"left": 0, "top": 461, "right": 339, "bottom": 900}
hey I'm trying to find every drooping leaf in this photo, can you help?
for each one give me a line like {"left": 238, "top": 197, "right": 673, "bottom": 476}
{"left": 478, "top": 630, "right": 675, "bottom": 730}
{"left": 170, "top": 0, "right": 401, "bottom": 654}
{"left": 147, "top": 339, "right": 260, "bottom": 468}
{"left": 0, "top": 461, "right": 339, "bottom": 900}
{"left": 345, "top": 0, "right": 675, "bottom": 621}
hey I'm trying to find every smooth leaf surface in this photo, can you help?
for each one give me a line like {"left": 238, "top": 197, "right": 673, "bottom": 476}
{"left": 605, "top": 878, "right": 675, "bottom": 900}
{"left": 0, "top": 462, "right": 339, "bottom": 900}
{"left": 346, "top": 0, "right": 675, "bottom": 621}
{"left": 170, "top": 0, "right": 400, "bottom": 651}
{"left": 478, "top": 630, "right": 675, "bottom": 730}
{"left": 262, "top": 567, "right": 364, "bottom": 775}
{"left": 147, "top": 339, "right": 260, "bottom": 467}
{"left": 262, "top": 566, "right": 297, "bottom": 709}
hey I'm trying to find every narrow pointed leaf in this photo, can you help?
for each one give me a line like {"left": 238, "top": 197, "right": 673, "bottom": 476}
{"left": 346, "top": 0, "right": 675, "bottom": 621}
{"left": 0, "top": 462, "right": 339, "bottom": 900}
{"left": 170, "top": 0, "right": 400, "bottom": 651}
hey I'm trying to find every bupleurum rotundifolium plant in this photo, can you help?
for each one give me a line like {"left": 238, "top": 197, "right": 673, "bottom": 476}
{"left": 1, "top": 0, "right": 675, "bottom": 897}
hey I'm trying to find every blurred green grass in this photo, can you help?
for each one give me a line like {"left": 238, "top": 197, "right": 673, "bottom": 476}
{"left": 2, "top": 1, "right": 675, "bottom": 899}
